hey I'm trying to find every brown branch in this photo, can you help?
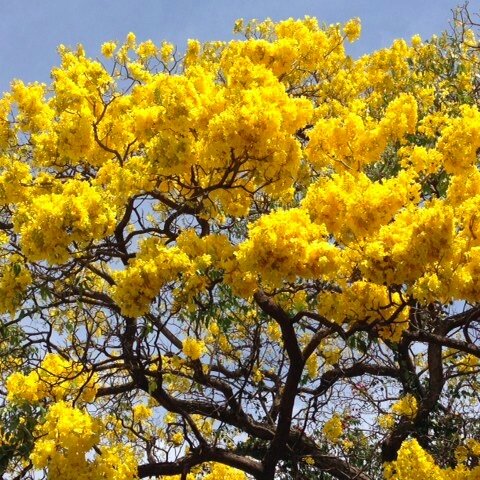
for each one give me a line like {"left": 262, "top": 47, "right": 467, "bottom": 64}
{"left": 405, "top": 330, "right": 480, "bottom": 356}
{"left": 300, "top": 362, "right": 400, "bottom": 396}
{"left": 254, "top": 290, "right": 304, "bottom": 478}
{"left": 138, "top": 448, "right": 264, "bottom": 479}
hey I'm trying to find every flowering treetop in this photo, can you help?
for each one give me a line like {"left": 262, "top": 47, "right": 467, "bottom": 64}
{"left": 0, "top": 11, "right": 480, "bottom": 480}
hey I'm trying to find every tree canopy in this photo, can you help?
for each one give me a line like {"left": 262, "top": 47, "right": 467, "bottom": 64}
{"left": 0, "top": 8, "right": 480, "bottom": 480}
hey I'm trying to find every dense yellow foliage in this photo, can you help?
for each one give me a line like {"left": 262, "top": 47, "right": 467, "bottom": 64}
{"left": 30, "top": 402, "right": 137, "bottom": 480}
{"left": 385, "top": 439, "right": 480, "bottom": 480}
{"left": 6, "top": 353, "right": 97, "bottom": 404}
{"left": 0, "top": 13, "right": 479, "bottom": 480}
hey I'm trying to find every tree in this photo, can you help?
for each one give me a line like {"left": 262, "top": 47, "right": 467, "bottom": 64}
{"left": 0, "top": 9, "right": 480, "bottom": 480}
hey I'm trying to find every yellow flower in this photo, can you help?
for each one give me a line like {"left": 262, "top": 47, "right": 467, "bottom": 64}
{"left": 344, "top": 18, "right": 361, "bottom": 42}
{"left": 378, "top": 414, "right": 396, "bottom": 430}
{"left": 171, "top": 431, "right": 184, "bottom": 446}
{"left": 391, "top": 394, "right": 418, "bottom": 418}
{"left": 132, "top": 404, "right": 153, "bottom": 421}
{"left": 323, "top": 414, "right": 343, "bottom": 443}
{"left": 101, "top": 41, "right": 117, "bottom": 58}
{"left": 160, "top": 42, "right": 174, "bottom": 62}
{"left": 303, "top": 456, "right": 315, "bottom": 465}
{"left": 252, "top": 367, "right": 263, "bottom": 383}
{"left": 306, "top": 353, "right": 318, "bottom": 379}
{"left": 208, "top": 322, "right": 220, "bottom": 336}
{"left": 6, "top": 353, "right": 98, "bottom": 404}
{"left": 182, "top": 337, "right": 206, "bottom": 360}
{"left": 342, "top": 439, "right": 354, "bottom": 450}
{"left": 137, "top": 40, "right": 156, "bottom": 59}
{"left": 411, "top": 34, "right": 422, "bottom": 47}
{"left": 126, "top": 32, "right": 136, "bottom": 47}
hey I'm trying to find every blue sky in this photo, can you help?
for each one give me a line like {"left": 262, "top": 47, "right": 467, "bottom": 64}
{"left": 0, "top": 0, "right": 464, "bottom": 93}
